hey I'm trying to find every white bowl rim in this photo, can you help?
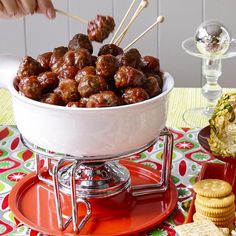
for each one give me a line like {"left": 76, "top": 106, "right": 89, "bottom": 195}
{"left": 10, "top": 72, "right": 174, "bottom": 112}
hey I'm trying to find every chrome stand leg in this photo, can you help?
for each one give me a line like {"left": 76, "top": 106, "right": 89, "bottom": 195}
{"left": 131, "top": 128, "right": 174, "bottom": 196}
{"left": 70, "top": 161, "right": 92, "bottom": 233}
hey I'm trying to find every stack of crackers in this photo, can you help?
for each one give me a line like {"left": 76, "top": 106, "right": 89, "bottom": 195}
{"left": 193, "top": 179, "right": 235, "bottom": 229}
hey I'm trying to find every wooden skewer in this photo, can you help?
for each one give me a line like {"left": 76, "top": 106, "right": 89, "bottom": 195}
{"left": 114, "top": 0, "right": 149, "bottom": 46}
{"left": 110, "top": 0, "right": 138, "bottom": 44}
{"left": 55, "top": 8, "right": 88, "bottom": 24}
{"left": 123, "top": 16, "right": 164, "bottom": 52}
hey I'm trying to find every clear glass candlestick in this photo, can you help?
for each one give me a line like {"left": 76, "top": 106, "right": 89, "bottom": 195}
{"left": 201, "top": 58, "right": 222, "bottom": 116}
{"left": 181, "top": 37, "right": 236, "bottom": 128}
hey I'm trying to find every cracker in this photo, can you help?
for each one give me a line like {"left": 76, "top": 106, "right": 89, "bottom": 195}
{"left": 175, "top": 219, "right": 226, "bottom": 236}
{"left": 196, "top": 193, "right": 235, "bottom": 208}
{"left": 195, "top": 212, "right": 235, "bottom": 225}
{"left": 219, "top": 227, "right": 230, "bottom": 235}
{"left": 195, "top": 201, "right": 235, "bottom": 217}
{"left": 193, "top": 179, "right": 232, "bottom": 198}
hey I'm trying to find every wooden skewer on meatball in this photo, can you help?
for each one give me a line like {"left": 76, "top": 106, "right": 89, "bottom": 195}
{"left": 113, "top": 0, "right": 149, "bottom": 46}
{"left": 55, "top": 8, "right": 88, "bottom": 24}
{"left": 110, "top": 0, "right": 138, "bottom": 44}
{"left": 124, "top": 16, "right": 164, "bottom": 52}
{"left": 56, "top": 9, "right": 115, "bottom": 43}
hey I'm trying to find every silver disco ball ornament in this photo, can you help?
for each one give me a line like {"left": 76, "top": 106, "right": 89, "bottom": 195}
{"left": 195, "top": 20, "right": 231, "bottom": 57}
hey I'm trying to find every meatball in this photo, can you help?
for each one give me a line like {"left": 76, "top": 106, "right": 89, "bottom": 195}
{"left": 96, "top": 54, "right": 118, "bottom": 78}
{"left": 119, "top": 48, "right": 142, "bottom": 69}
{"left": 18, "top": 76, "right": 43, "bottom": 100}
{"left": 77, "top": 75, "right": 107, "bottom": 98}
{"left": 37, "top": 52, "right": 52, "bottom": 70}
{"left": 86, "top": 91, "right": 120, "bottom": 108}
{"left": 142, "top": 56, "right": 160, "bottom": 74}
{"left": 54, "top": 79, "right": 79, "bottom": 103}
{"left": 50, "top": 46, "right": 68, "bottom": 68}
{"left": 51, "top": 59, "right": 65, "bottom": 74}
{"left": 146, "top": 73, "right": 163, "bottom": 90}
{"left": 63, "top": 49, "right": 92, "bottom": 70}
{"left": 66, "top": 98, "right": 88, "bottom": 108}
{"left": 17, "top": 56, "right": 44, "bottom": 80}
{"left": 38, "top": 72, "right": 58, "bottom": 92}
{"left": 68, "top": 33, "right": 93, "bottom": 54}
{"left": 143, "top": 76, "right": 161, "bottom": 97}
{"left": 40, "top": 93, "right": 63, "bottom": 105}
{"left": 58, "top": 66, "right": 78, "bottom": 80}
{"left": 122, "top": 88, "right": 149, "bottom": 105}
{"left": 75, "top": 66, "right": 96, "bottom": 83}
{"left": 87, "top": 15, "right": 115, "bottom": 42}
{"left": 114, "top": 66, "right": 145, "bottom": 88}
{"left": 98, "top": 44, "right": 123, "bottom": 56}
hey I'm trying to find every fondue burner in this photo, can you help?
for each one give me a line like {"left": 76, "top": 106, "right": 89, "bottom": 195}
{"left": 9, "top": 128, "right": 178, "bottom": 235}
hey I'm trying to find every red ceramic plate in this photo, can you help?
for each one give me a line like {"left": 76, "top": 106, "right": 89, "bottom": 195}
{"left": 9, "top": 160, "right": 178, "bottom": 236}
{"left": 185, "top": 162, "right": 226, "bottom": 223}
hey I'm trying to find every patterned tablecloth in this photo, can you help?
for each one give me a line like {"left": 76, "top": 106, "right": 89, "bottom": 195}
{"left": 0, "top": 125, "right": 219, "bottom": 236}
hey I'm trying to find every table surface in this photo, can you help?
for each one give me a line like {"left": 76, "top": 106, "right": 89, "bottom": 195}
{"left": 0, "top": 87, "right": 234, "bottom": 235}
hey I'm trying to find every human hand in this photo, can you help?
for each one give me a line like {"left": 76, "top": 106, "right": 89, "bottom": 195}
{"left": 0, "top": 0, "right": 56, "bottom": 19}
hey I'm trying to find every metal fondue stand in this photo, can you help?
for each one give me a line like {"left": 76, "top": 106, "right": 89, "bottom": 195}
{"left": 9, "top": 128, "right": 177, "bottom": 235}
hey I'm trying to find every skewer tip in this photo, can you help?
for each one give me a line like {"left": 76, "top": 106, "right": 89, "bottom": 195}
{"left": 157, "top": 16, "right": 164, "bottom": 23}
{"left": 141, "top": 0, "right": 149, "bottom": 8}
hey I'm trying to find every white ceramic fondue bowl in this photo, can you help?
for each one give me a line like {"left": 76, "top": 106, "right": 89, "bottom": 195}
{"left": 0, "top": 54, "right": 174, "bottom": 158}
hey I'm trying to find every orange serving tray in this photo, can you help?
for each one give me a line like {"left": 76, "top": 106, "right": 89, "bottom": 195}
{"left": 9, "top": 160, "right": 178, "bottom": 236}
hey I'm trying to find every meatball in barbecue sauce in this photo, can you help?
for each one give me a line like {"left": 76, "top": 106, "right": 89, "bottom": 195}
{"left": 77, "top": 75, "right": 107, "bottom": 98}
{"left": 96, "top": 54, "right": 119, "bottom": 79}
{"left": 58, "top": 66, "right": 78, "bottom": 80}
{"left": 37, "top": 52, "right": 52, "bottom": 70}
{"left": 18, "top": 76, "right": 43, "bottom": 100}
{"left": 142, "top": 56, "right": 160, "bottom": 74}
{"left": 75, "top": 66, "right": 96, "bottom": 83}
{"left": 17, "top": 56, "right": 44, "bottom": 80}
{"left": 37, "top": 72, "right": 58, "bottom": 92}
{"left": 40, "top": 93, "right": 63, "bottom": 105}
{"left": 50, "top": 47, "right": 69, "bottom": 74}
{"left": 86, "top": 91, "right": 120, "bottom": 108}
{"left": 54, "top": 79, "right": 79, "bottom": 104}
{"left": 122, "top": 88, "right": 149, "bottom": 105}
{"left": 143, "top": 76, "right": 161, "bottom": 97}
{"left": 87, "top": 15, "right": 115, "bottom": 42}
{"left": 68, "top": 33, "right": 93, "bottom": 54}
{"left": 66, "top": 98, "right": 88, "bottom": 108}
{"left": 118, "top": 48, "right": 142, "bottom": 69}
{"left": 114, "top": 66, "right": 145, "bottom": 88}
{"left": 63, "top": 48, "right": 92, "bottom": 70}
{"left": 98, "top": 44, "right": 123, "bottom": 56}
{"left": 50, "top": 46, "right": 68, "bottom": 67}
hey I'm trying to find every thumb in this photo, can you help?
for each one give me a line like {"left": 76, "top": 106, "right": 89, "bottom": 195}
{"left": 36, "top": 0, "right": 55, "bottom": 19}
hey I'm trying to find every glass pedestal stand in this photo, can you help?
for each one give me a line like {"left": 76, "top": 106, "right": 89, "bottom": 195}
{"left": 182, "top": 38, "right": 236, "bottom": 128}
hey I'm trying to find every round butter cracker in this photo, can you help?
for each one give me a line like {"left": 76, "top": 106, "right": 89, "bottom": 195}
{"left": 193, "top": 179, "right": 232, "bottom": 198}
{"left": 196, "top": 193, "right": 235, "bottom": 208}
{"left": 195, "top": 212, "right": 235, "bottom": 224}
{"left": 195, "top": 202, "right": 235, "bottom": 218}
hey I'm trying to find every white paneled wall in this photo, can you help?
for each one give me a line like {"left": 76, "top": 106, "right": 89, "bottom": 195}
{"left": 0, "top": 0, "right": 236, "bottom": 87}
